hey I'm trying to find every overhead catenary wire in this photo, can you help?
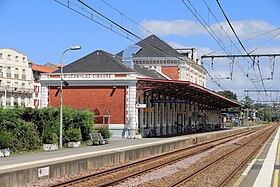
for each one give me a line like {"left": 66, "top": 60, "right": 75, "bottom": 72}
{"left": 215, "top": 0, "right": 267, "bottom": 92}
{"left": 249, "top": 31, "right": 280, "bottom": 54}
{"left": 54, "top": 0, "right": 226, "bottom": 90}
{"left": 99, "top": 0, "right": 154, "bottom": 36}
{"left": 180, "top": 0, "right": 264, "bottom": 98}
{"left": 98, "top": 0, "right": 234, "bottom": 91}
{"left": 204, "top": 27, "right": 280, "bottom": 56}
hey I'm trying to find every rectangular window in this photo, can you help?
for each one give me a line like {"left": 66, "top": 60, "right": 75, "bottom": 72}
{"left": 0, "top": 66, "right": 2, "bottom": 77}
{"left": 23, "top": 57, "right": 26, "bottom": 63}
{"left": 22, "top": 69, "right": 26, "bottom": 80}
{"left": 6, "top": 81, "right": 11, "bottom": 89}
{"left": 7, "top": 67, "right": 11, "bottom": 78}
{"left": 15, "top": 68, "right": 19, "bottom": 79}
{"left": 15, "top": 56, "right": 19, "bottom": 61}
{"left": 0, "top": 53, "right": 2, "bottom": 58}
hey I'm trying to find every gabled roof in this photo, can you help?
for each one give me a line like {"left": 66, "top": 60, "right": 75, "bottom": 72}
{"left": 53, "top": 50, "right": 135, "bottom": 73}
{"left": 32, "top": 64, "right": 55, "bottom": 73}
{"left": 116, "top": 35, "right": 185, "bottom": 58}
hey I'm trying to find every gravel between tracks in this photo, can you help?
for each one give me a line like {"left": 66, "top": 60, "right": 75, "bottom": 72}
{"left": 115, "top": 137, "right": 242, "bottom": 187}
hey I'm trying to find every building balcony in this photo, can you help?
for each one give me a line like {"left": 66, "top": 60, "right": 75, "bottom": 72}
{"left": 0, "top": 86, "right": 33, "bottom": 94}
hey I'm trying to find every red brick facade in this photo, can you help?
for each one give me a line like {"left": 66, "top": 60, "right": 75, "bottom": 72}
{"left": 49, "top": 86, "right": 126, "bottom": 124}
{"left": 161, "top": 66, "right": 179, "bottom": 80}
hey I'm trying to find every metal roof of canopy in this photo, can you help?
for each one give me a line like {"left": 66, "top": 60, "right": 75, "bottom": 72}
{"left": 137, "top": 78, "right": 241, "bottom": 109}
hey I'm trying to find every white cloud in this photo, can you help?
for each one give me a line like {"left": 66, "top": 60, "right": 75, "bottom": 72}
{"left": 140, "top": 20, "right": 205, "bottom": 36}
{"left": 140, "top": 19, "right": 280, "bottom": 40}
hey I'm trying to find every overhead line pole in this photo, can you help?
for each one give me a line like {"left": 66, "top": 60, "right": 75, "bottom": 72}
{"left": 201, "top": 54, "right": 280, "bottom": 59}
{"left": 244, "top": 90, "right": 280, "bottom": 93}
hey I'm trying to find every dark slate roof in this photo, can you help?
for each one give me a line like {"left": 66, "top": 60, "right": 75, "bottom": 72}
{"left": 54, "top": 50, "right": 134, "bottom": 73}
{"left": 116, "top": 35, "right": 185, "bottom": 58}
{"left": 134, "top": 65, "right": 167, "bottom": 80}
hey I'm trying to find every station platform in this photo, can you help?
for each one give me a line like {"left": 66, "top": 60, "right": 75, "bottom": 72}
{"left": 235, "top": 125, "right": 280, "bottom": 187}
{"left": 0, "top": 125, "right": 278, "bottom": 187}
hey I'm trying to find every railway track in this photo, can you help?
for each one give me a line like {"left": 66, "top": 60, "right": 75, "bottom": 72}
{"left": 52, "top": 125, "right": 275, "bottom": 187}
{"left": 170, "top": 124, "right": 277, "bottom": 187}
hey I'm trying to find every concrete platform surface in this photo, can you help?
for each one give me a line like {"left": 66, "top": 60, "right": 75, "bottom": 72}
{"left": 237, "top": 126, "right": 280, "bottom": 187}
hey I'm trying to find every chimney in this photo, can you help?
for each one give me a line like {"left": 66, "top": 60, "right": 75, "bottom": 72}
{"left": 191, "top": 47, "right": 197, "bottom": 62}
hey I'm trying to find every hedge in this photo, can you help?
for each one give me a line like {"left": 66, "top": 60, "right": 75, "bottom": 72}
{"left": 0, "top": 107, "right": 94, "bottom": 153}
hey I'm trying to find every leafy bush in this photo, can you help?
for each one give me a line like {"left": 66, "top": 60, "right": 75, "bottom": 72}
{"left": 42, "top": 122, "right": 58, "bottom": 144}
{"left": 65, "top": 128, "right": 82, "bottom": 142}
{"left": 12, "top": 120, "right": 41, "bottom": 152}
{"left": 0, "top": 130, "right": 14, "bottom": 149}
{"left": 98, "top": 126, "right": 112, "bottom": 139}
{"left": 0, "top": 107, "right": 94, "bottom": 152}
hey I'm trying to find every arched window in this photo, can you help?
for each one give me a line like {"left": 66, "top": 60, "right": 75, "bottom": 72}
{"left": 103, "top": 109, "right": 111, "bottom": 124}
{"left": 90, "top": 108, "right": 103, "bottom": 124}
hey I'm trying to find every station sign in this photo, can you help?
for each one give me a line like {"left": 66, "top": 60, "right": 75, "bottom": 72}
{"left": 63, "top": 74, "right": 116, "bottom": 79}
{"left": 38, "top": 166, "right": 49, "bottom": 177}
{"left": 136, "top": 103, "right": 147, "bottom": 109}
{"left": 151, "top": 99, "right": 190, "bottom": 103}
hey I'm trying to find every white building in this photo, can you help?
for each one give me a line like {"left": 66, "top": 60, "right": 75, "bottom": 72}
{"left": 0, "top": 48, "right": 33, "bottom": 108}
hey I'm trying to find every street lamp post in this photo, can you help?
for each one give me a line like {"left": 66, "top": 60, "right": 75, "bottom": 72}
{"left": 2, "top": 66, "right": 7, "bottom": 109}
{"left": 4, "top": 81, "right": 6, "bottom": 109}
{"left": 59, "top": 46, "right": 81, "bottom": 149}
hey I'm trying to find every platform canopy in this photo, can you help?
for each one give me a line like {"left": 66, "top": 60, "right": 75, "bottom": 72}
{"left": 137, "top": 78, "right": 241, "bottom": 109}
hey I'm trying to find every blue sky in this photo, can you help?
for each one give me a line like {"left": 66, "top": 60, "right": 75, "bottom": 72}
{"left": 1, "top": 0, "right": 280, "bottom": 101}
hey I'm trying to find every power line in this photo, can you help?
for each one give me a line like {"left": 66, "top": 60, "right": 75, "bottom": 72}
{"left": 215, "top": 0, "right": 267, "bottom": 92}
{"left": 180, "top": 0, "right": 263, "bottom": 95}
{"left": 99, "top": 0, "right": 154, "bottom": 36}
{"left": 204, "top": 27, "right": 280, "bottom": 56}
{"left": 249, "top": 31, "right": 280, "bottom": 54}
{"left": 55, "top": 0, "right": 224, "bottom": 90}
{"left": 215, "top": 0, "right": 252, "bottom": 61}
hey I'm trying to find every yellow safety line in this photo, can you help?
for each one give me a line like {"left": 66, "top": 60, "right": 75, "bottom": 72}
{"left": 273, "top": 143, "right": 280, "bottom": 187}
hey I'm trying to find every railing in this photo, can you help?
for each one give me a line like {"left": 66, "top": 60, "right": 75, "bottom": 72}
{"left": 0, "top": 86, "right": 33, "bottom": 94}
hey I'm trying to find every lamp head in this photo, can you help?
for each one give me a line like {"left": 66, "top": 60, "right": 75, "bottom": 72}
{"left": 70, "top": 46, "right": 81, "bottom": 50}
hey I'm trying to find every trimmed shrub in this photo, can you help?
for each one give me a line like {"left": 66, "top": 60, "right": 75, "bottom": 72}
{"left": 99, "top": 126, "right": 112, "bottom": 139}
{"left": 65, "top": 128, "right": 82, "bottom": 142}
{"left": 42, "top": 121, "right": 58, "bottom": 144}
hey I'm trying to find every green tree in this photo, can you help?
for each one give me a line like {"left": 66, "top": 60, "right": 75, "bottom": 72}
{"left": 241, "top": 96, "right": 254, "bottom": 108}
{"left": 216, "top": 90, "right": 238, "bottom": 101}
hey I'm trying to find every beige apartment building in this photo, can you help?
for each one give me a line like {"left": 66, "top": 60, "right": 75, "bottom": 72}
{"left": 0, "top": 48, "right": 33, "bottom": 108}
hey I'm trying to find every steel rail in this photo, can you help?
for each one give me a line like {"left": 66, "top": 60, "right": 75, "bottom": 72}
{"left": 217, "top": 125, "right": 278, "bottom": 186}
{"left": 52, "top": 127, "right": 263, "bottom": 187}
{"left": 171, "top": 125, "right": 277, "bottom": 187}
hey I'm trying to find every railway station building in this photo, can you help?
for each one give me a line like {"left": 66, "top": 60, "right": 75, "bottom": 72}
{"left": 40, "top": 35, "right": 241, "bottom": 138}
